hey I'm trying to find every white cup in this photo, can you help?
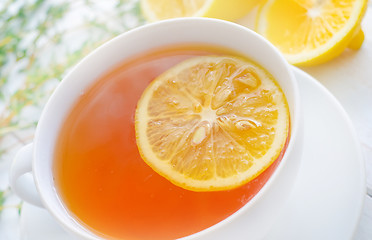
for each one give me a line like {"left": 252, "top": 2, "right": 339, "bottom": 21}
{"left": 10, "top": 18, "right": 303, "bottom": 240}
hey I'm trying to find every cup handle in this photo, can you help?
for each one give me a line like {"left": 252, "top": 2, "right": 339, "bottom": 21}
{"left": 9, "top": 143, "right": 44, "bottom": 208}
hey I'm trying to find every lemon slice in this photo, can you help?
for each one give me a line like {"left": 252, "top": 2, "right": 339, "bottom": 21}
{"left": 140, "top": 0, "right": 260, "bottom": 22}
{"left": 135, "top": 56, "right": 289, "bottom": 191}
{"left": 255, "top": 0, "right": 368, "bottom": 66}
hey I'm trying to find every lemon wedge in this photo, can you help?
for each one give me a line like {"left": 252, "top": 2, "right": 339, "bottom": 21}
{"left": 256, "top": 0, "right": 368, "bottom": 66}
{"left": 141, "top": 0, "right": 260, "bottom": 22}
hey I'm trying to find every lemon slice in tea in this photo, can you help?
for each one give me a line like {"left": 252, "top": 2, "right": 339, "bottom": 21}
{"left": 135, "top": 56, "right": 289, "bottom": 191}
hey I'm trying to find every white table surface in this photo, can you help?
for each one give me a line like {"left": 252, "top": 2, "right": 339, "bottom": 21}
{"left": 0, "top": 2, "right": 372, "bottom": 240}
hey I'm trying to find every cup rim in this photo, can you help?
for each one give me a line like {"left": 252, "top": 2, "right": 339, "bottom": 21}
{"left": 32, "top": 17, "right": 301, "bottom": 240}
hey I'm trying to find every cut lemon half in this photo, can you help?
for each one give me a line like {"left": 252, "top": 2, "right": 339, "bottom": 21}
{"left": 135, "top": 56, "right": 289, "bottom": 191}
{"left": 255, "top": 0, "right": 368, "bottom": 66}
{"left": 140, "top": 0, "right": 260, "bottom": 22}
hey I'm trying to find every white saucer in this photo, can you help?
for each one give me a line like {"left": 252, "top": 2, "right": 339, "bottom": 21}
{"left": 263, "top": 67, "right": 365, "bottom": 240}
{"left": 19, "top": 67, "right": 365, "bottom": 240}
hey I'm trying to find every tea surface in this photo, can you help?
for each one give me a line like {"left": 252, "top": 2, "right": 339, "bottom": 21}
{"left": 53, "top": 45, "right": 283, "bottom": 240}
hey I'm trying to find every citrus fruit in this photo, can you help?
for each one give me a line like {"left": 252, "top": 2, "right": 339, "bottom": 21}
{"left": 255, "top": 0, "right": 368, "bottom": 66}
{"left": 140, "top": 0, "right": 260, "bottom": 22}
{"left": 135, "top": 56, "right": 289, "bottom": 191}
